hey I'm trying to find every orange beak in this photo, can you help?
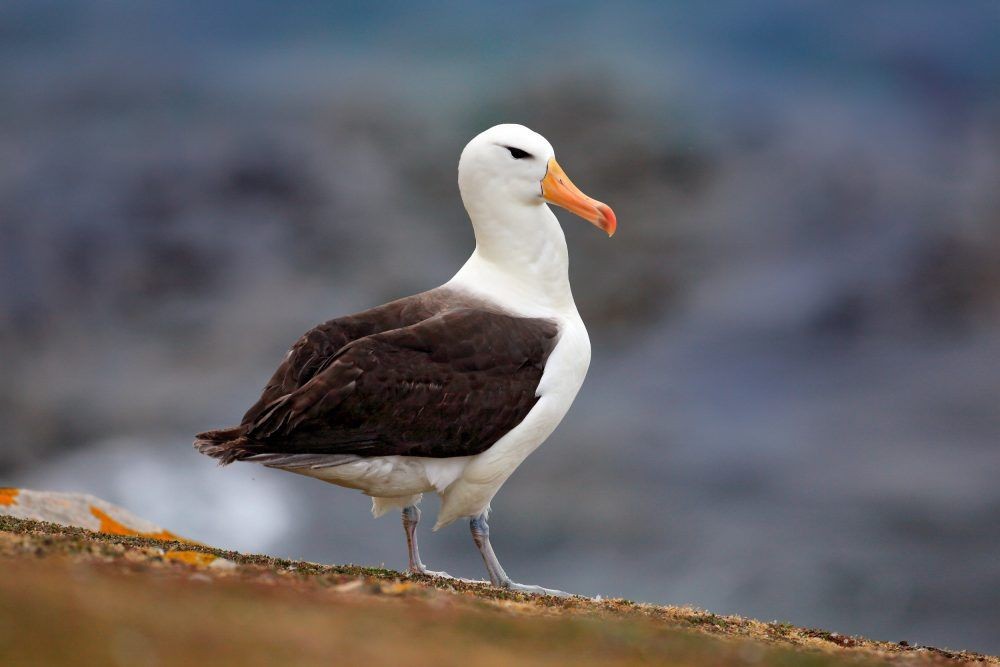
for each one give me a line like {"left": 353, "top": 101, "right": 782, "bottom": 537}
{"left": 541, "top": 157, "right": 617, "bottom": 237}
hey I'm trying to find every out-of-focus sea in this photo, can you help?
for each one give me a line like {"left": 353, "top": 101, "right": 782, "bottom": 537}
{"left": 1, "top": 1, "right": 998, "bottom": 653}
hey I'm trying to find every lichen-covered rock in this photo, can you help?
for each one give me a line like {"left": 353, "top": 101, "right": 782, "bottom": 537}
{"left": 0, "top": 487, "right": 183, "bottom": 541}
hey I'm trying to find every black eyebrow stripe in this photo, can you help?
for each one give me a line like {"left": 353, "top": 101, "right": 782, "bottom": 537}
{"left": 497, "top": 144, "right": 533, "bottom": 159}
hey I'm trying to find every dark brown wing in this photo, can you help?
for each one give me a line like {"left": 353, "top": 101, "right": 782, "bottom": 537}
{"left": 240, "top": 287, "right": 471, "bottom": 426}
{"left": 234, "top": 308, "right": 558, "bottom": 460}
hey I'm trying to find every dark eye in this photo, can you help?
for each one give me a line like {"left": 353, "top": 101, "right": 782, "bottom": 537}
{"left": 505, "top": 146, "right": 532, "bottom": 160}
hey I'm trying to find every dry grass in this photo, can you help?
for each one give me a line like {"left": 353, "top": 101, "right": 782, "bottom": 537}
{"left": 0, "top": 516, "right": 994, "bottom": 666}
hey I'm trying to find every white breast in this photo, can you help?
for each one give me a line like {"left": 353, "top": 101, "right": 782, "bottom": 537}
{"left": 433, "top": 314, "right": 589, "bottom": 526}
{"left": 430, "top": 265, "right": 592, "bottom": 527}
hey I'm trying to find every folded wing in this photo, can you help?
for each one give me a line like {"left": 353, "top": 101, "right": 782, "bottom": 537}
{"left": 196, "top": 301, "right": 558, "bottom": 465}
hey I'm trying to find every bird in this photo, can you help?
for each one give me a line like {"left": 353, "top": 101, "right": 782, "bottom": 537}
{"left": 195, "top": 124, "right": 616, "bottom": 595}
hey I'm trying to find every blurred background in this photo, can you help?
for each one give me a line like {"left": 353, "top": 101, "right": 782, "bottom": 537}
{"left": 2, "top": 0, "right": 999, "bottom": 654}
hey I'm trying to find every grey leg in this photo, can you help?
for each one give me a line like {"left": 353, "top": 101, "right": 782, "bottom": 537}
{"left": 402, "top": 505, "right": 451, "bottom": 578}
{"left": 469, "top": 512, "right": 570, "bottom": 597}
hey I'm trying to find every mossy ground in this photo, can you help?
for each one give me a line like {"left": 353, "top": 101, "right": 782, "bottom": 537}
{"left": 0, "top": 516, "right": 994, "bottom": 666}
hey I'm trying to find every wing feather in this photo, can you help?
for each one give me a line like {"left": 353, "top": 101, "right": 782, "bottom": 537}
{"left": 240, "top": 308, "right": 558, "bottom": 459}
{"left": 239, "top": 288, "right": 457, "bottom": 426}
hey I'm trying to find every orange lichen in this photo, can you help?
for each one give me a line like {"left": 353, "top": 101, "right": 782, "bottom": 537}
{"left": 164, "top": 550, "right": 218, "bottom": 567}
{"left": 89, "top": 506, "right": 181, "bottom": 542}
{"left": 0, "top": 488, "right": 19, "bottom": 506}
{"left": 380, "top": 582, "right": 419, "bottom": 595}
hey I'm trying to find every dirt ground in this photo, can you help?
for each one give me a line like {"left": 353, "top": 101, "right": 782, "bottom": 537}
{"left": 0, "top": 515, "right": 995, "bottom": 666}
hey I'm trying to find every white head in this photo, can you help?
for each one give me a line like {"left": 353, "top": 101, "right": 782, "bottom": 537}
{"left": 451, "top": 124, "right": 616, "bottom": 310}
{"left": 457, "top": 124, "right": 616, "bottom": 241}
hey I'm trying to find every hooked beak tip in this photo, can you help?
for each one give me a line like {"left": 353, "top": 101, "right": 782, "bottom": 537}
{"left": 597, "top": 203, "right": 617, "bottom": 237}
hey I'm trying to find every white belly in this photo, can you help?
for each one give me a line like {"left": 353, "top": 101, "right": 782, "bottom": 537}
{"left": 290, "top": 315, "right": 591, "bottom": 528}
{"left": 292, "top": 453, "right": 473, "bottom": 500}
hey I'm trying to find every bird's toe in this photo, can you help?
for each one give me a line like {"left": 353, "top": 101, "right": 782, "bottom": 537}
{"left": 407, "top": 566, "right": 454, "bottom": 580}
{"left": 501, "top": 581, "right": 573, "bottom": 597}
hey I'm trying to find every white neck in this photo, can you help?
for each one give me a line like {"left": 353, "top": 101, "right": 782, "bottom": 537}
{"left": 447, "top": 189, "right": 577, "bottom": 317}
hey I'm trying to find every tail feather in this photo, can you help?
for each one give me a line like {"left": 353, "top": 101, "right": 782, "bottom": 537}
{"left": 243, "top": 452, "right": 360, "bottom": 469}
{"left": 193, "top": 426, "right": 253, "bottom": 465}
{"left": 195, "top": 426, "right": 362, "bottom": 470}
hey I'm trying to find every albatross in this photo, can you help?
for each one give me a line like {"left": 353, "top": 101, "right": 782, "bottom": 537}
{"left": 195, "top": 124, "right": 616, "bottom": 595}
